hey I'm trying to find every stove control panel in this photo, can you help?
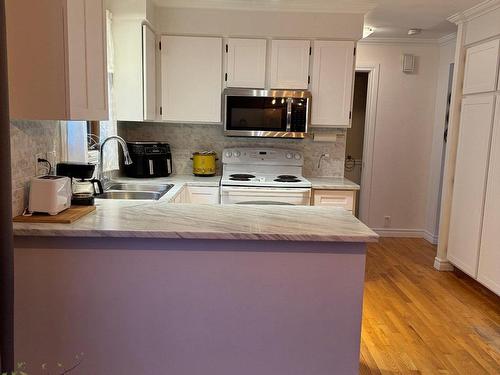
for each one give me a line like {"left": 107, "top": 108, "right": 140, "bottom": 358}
{"left": 222, "top": 148, "right": 304, "bottom": 166}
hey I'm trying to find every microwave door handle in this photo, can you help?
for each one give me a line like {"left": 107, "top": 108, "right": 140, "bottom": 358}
{"left": 286, "top": 98, "right": 292, "bottom": 132}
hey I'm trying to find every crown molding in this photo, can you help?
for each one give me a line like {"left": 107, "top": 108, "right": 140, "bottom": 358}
{"left": 448, "top": 0, "right": 500, "bottom": 24}
{"left": 358, "top": 37, "right": 440, "bottom": 46}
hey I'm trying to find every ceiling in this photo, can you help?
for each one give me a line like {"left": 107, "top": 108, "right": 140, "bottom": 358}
{"left": 153, "top": 0, "right": 486, "bottom": 39}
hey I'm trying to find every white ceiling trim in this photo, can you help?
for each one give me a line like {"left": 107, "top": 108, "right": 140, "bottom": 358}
{"left": 448, "top": 0, "right": 500, "bottom": 23}
{"left": 358, "top": 37, "right": 442, "bottom": 45}
{"left": 438, "top": 33, "right": 457, "bottom": 46}
{"left": 153, "top": 0, "right": 375, "bottom": 14}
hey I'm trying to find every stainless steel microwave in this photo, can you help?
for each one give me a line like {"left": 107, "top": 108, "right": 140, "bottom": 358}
{"left": 223, "top": 88, "right": 311, "bottom": 139}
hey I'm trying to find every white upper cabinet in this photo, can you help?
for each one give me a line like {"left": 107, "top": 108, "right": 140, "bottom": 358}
{"left": 225, "top": 38, "right": 267, "bottom": 89}
{"left": 143, "top": 25, "right": 157, "bottom": 121}
{"left": 477, "top": 96, "right": 500, "bottom": 295}
{"left": 310, "top": 41, "right": 355, "bottom": 127}
{"left": 113, "top": 19, "right": 159, "bottom": 122}
{"left": 463, "top": 39, "right": 500, "bottom": 95}
{"left": 447, "top": 95, "right": 496, "bottom": 277}
{"left": 270, "top": 40, "right": 311, "bottom": 89}
{"left": 161, "top": 36, "right": 222, "bottom": 123}
{"left": 6, "top": 0, "right": 108, "bottom": 121}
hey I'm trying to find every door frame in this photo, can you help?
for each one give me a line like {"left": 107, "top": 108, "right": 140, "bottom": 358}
{"left": 354, "top": 64, "right": 380, "bottom": 224}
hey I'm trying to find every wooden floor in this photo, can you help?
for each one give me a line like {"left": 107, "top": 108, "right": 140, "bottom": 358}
{"left": 360, "top": 238, "right": 500, "bottom": 374}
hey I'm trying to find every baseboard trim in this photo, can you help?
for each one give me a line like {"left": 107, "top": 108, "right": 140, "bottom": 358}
{"left": 423, "top": 231, "right": 439, "bottom": 245}
{"left": 372, "top": 228, "right": 424, "bottom": 238}
{"left": 434, "top": 257, "right": 455, "bottom": 272}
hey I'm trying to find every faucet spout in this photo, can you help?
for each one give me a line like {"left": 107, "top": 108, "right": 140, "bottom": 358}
{"left": 97, "top": 136, "right": 133, "bottom": 184}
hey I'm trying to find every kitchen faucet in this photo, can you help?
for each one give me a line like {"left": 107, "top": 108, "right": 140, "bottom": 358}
{"left": 97, "top": 135, "right": 133, "bottom": 186}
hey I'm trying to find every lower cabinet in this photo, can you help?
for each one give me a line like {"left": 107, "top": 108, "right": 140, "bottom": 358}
{"left": 312, "top": 190, "right": 356, "bottom": 212}
{"left": 171, "top": 186, "right": 220, "bottom": 204}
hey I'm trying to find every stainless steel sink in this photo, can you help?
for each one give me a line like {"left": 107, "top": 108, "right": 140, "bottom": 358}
{"left": 97, "top": 182, "right": 174, "bottom": 200}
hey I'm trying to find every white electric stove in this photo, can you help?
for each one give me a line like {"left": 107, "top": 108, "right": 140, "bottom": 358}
{"left": 221, "top": 148, "right": 312, "bottom": 205}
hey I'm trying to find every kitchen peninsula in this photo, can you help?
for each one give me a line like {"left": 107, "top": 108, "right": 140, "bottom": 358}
{"left": 14, "top": 198, "right": 377, "bottom": 375}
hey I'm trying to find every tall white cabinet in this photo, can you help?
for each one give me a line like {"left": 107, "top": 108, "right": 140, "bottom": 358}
{"left": 447, "top": 37, "right": 500, "bottom": 295}
{"left": 447, "top": 95, "right": 496, "bottom": 276}
{"left": 6, "top": 0, "right": 108, "bottom": 120}
{"left": 143, "top": 25, "right": 158, "bottom": 121}
{"left": 310, "top": 41, "right": 355, "bottom": 127}
{"left": 477, "top": 96, "right": 500, "bottom": 294}
{"left": 161, "top": 36, "right": 222, "bottom": 123}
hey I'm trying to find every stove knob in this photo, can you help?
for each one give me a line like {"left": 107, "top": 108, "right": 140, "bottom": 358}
{"left": 225, "top": 151, "right": 232, "bottom": 158}
{"left": 286, "top": 153, "right": 293, "bottom": 159}
{"left": 294, "top": 153, "right": 302, "bottom": 160}
{"left": 234, "top": 151, "right": 241, "bottom": 157}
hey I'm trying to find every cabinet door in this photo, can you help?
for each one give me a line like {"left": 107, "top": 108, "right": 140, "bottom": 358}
{"left": 188, "top": 187, "right": 220, "bottom": 204}
{"left": 448, "top": 95, "right": 496, "bottom": 277}
{"left": 463, "top": 39, "right": 500, "bottom": 95}
{"left": 226, "top": 38, "right": 266, "bottom": 88}
{"left": 66, "top": 0, "right": 108, "bottom": 120}
{"left": 270, "top": 40, "right": 310, "bottom": 89}
{"left": 311, "top": 41, "right": 355, "bottom": 127}
{"left": 313, "top": 190, "right": 355, "bottom": 211}
{"left": 143, "top": 25, "right": 157, "bottom": 121}
{"left": 478, "top": 96, "right": 500, "bottom": 295}
{"left": 161, "top": 36, "right": 222, "bottom": 123}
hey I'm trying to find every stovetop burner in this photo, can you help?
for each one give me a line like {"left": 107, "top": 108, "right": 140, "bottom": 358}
{"left": 274, "top": 175, "right": 301, "bottom": 183}
{"left": 230, "top": 173, "right": 256, "bottom": 181}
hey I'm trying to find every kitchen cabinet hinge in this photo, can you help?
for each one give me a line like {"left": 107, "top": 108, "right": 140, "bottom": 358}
{"left": 225, "top": 44, "right": 228, "bottom": 53}
{"left": 349, "top": 111, "right": 352, "bottom": 120}
{"left": 160, "top": 106, "right": 163, "bottom": 116}
{"left": 308, "top": 75, "right": 311, "bottom": 84}
{"left": 309, "top": 46, "right": 312, "bottom": 55}
{"left": 354, "top": 48, "right": 356, "bottom": 56}
{"left": 225, "top": 73, "right": 228, "bottom": 82}
{"left": 159, "top": 41, "right": 162, "bottom": 51}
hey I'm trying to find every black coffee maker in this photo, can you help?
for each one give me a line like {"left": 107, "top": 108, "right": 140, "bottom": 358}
{"left": 57, "top": 162, "right": 103, "bottom": 206}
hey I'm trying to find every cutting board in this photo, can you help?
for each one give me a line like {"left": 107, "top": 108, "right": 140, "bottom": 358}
{"left": 13, "top": 205, "right": 96, "bottom": 224}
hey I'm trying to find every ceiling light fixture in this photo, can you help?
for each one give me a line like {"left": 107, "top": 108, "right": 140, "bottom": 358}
{"left": 408, "top": 28, "right": 422, "bottom": 36}
{"left": 363, "top": 26, "right": 375, "bottom": 38}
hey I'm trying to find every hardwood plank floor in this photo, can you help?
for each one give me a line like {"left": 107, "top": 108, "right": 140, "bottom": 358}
{"left": 360, "top": 238, "right": 500, "bottom": 375}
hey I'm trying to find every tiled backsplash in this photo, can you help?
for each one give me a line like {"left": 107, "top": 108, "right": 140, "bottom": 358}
{"left": 119, "top": 122, "right": 346, "bottom": 177}
{"left": 10, "top": 120, "right": 62, "bottom": 216}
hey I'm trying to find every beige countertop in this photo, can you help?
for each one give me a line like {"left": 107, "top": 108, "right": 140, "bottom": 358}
{"left": 13, "top": 174, "right": 377, "bottom": 242}
{"left": 307, "top": 177, "right": 360, "bottom": 190}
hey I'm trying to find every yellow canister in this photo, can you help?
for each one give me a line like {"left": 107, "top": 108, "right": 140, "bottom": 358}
{"left": 191, "top": 151, "right": 218, "bottom": 177}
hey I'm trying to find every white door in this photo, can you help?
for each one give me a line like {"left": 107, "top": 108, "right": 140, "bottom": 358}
{"left": 143, "top": 25, "right": 157, "bottom": 121}
{"left": 478, "top": 95, "right": 500, "bottom": 295}
{"left": 226, "top": 38, "right": 266, "bottom": 89}
{"left": 270, "top": 40, "right": 310, "bottom": 90}
{"left": 66, "top": 0, "right": 108, "bottom": 120}
{"left": 463, "top": 39, "right": 500, "bottom": 95}
{"left": 161, "top": 36, "right": 222, "bottom": 123}
{"left": 448, "top": 95, "right": 496, "bottom": 277}
{"left": 310, "top": 41, "right": 355, "bottom": 127}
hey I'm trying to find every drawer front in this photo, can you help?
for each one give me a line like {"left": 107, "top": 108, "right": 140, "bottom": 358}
{"left": 188, "top": 186, "right": 220, "bottom": 204}
{"left": 313, "top": 190, "right": 355, "bottom": 211}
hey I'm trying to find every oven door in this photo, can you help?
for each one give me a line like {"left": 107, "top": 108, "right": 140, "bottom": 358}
{"left": 221, "top": 186, "right": 311, "bottom": 206}
{"left": 223, "top": 89, "right": 311, "bottom": 139}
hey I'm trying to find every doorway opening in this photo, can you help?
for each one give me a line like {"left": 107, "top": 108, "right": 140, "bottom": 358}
{"left": 345, "top": 72, "right": 369, "bottom": 218}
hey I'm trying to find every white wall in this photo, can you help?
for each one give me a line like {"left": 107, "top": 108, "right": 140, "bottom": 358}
{"left": 356, "top": 42, "right": 440, "bottom": 234}
{"left": 424, "top": 39, "right": 456, "bottom": 244}
{"left": 157, "top": 7, "right": 363, "bottom": 39}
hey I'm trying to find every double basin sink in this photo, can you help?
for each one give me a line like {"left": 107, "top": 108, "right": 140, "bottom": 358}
{"left": 97, "top": 183, "right": 174, "bottom": 201}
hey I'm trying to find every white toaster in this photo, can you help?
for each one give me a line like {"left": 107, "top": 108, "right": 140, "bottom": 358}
{"left": 29, "top": 176, "right": 72, "bottom": 215}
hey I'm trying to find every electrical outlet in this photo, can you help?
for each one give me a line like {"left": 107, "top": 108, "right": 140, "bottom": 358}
{"left": 34, "top": 152, "right": 47, "bottom": 176}
{"left": 384, "top": 216, "right": 391, "bottom": 228}
{"left": 47, "top": 150, "right": 57, "bottom": 175}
